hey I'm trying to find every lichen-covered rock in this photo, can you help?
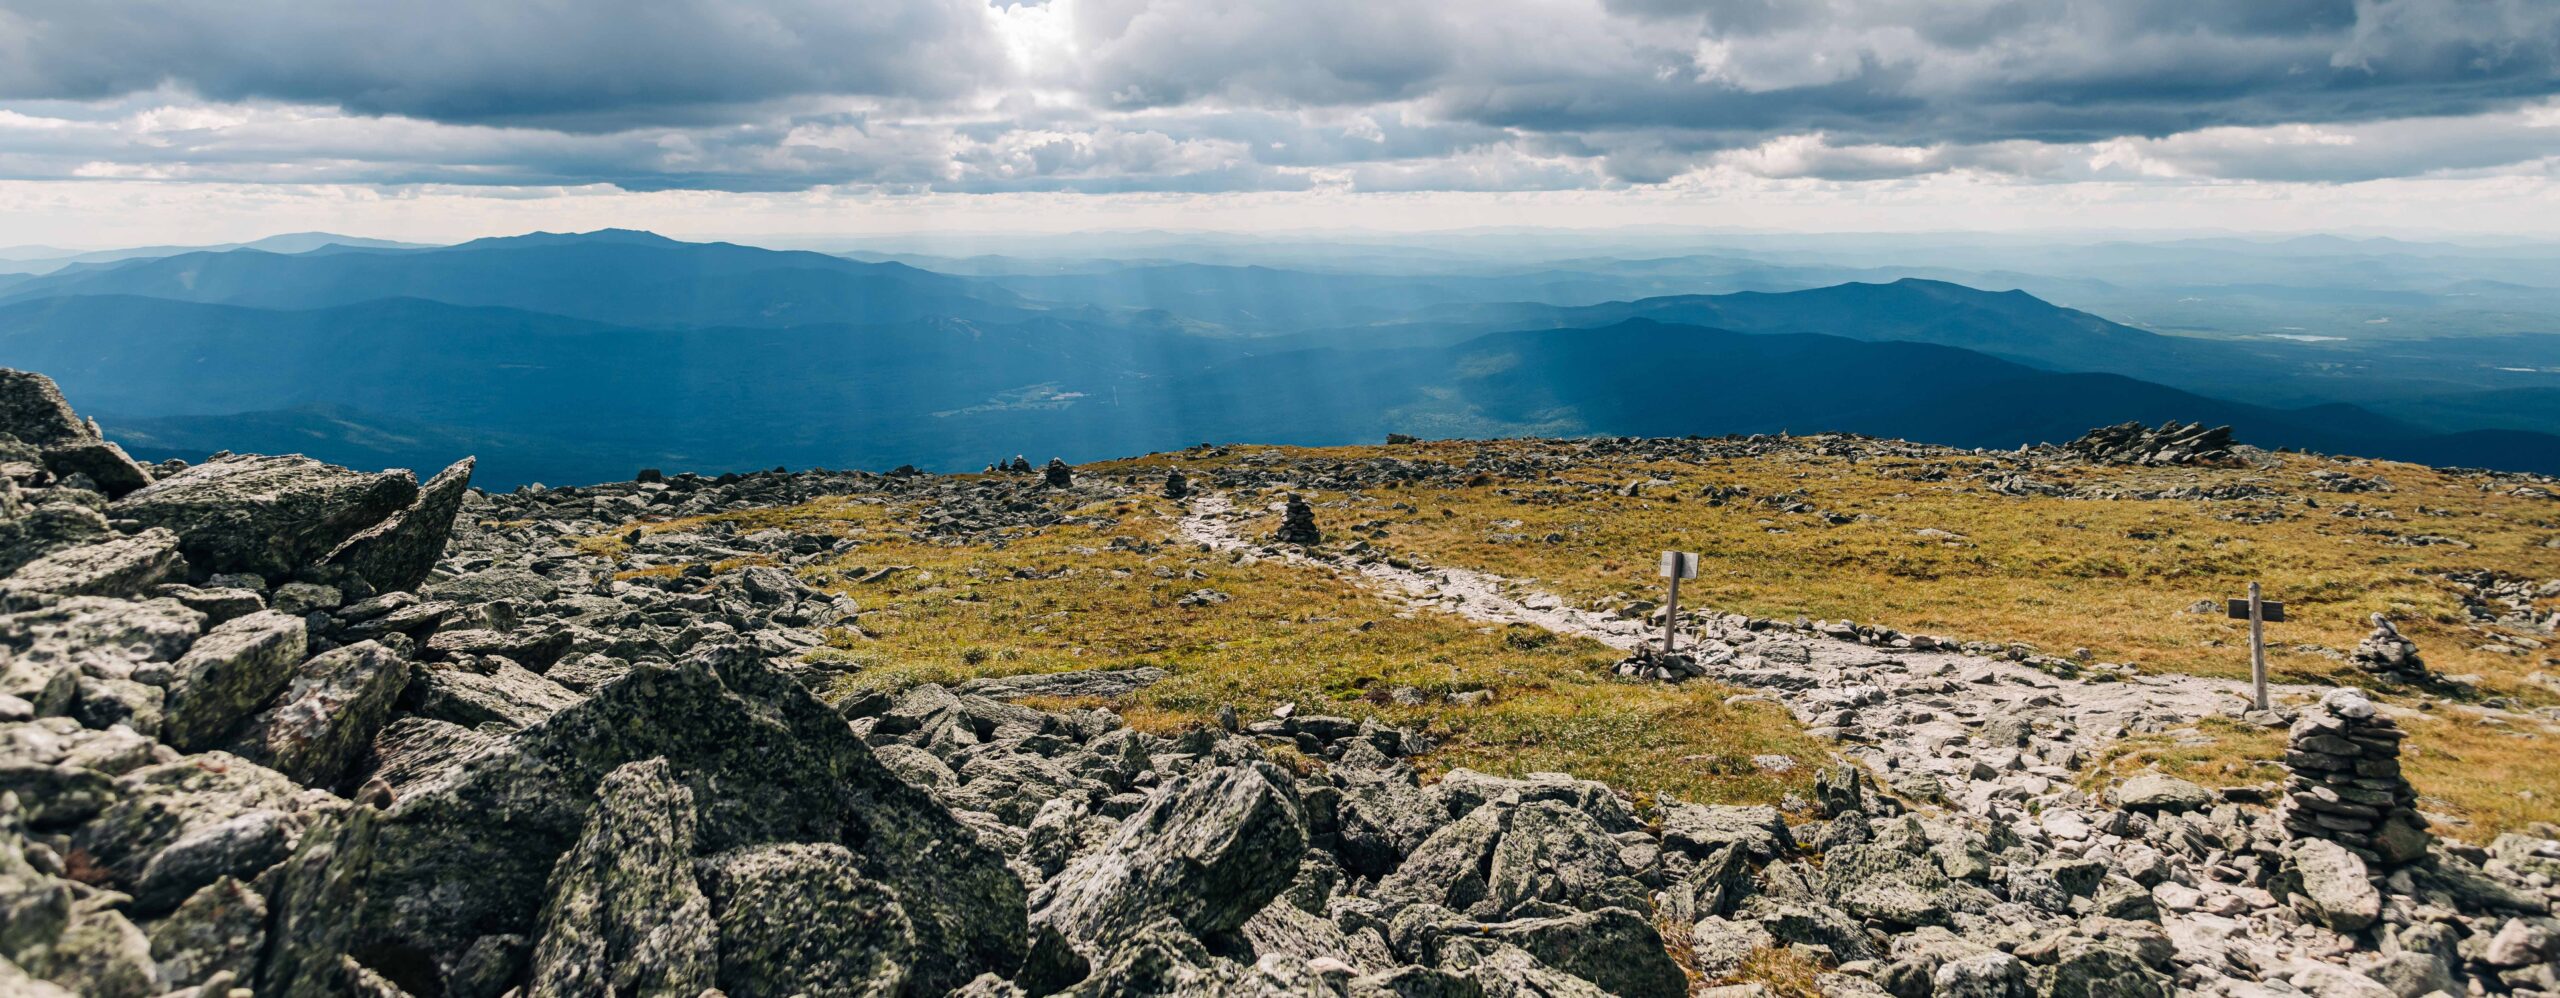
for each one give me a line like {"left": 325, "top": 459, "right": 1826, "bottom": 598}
{"left": 1398, "top": 906, "right": 1685, "bottom": 998}
{"left": 2035, "top": 937, "right": 2173, "bottom": 998}
{"left": 339, "top": 645, "right": 1025, "bottom": 994}
{"left": 523, "top": 758, "right": 717, "bottom": 998}
{"left": 1432, "top": 769, "right": 1641, "bottom": 834}
{"left": 2114, "top": 772, "right": 2211, "bottom": 815}
{"left": 403, "top": 658, "right": 580, "bottom": 730}
{"left": 1821, "top": 840, "right": 1960, "bottom": 927}
{"left": 318, "top": 457, "right": 475, "bottom": 595}
{"left": 72, "top": 752, "right": 336, "bottom": 915}
{"left": 1378, "top": 800, "right": 1646, "bottom": 920}
{"left": 28, "top": 892, "right": 158, "bottom": 998}
{"left": 160, "top": 611, "right": 308, "bottom": 751}
{"left": 2285, "top": 838, "right": 2381, "bottom": 933}
{"left": 0, "top": 485, "right": 112, "bottom": 578}
{"left": 236, "top": 641, "right": 410, "bottom": 788}
{"left": 250, "top": 807, "right": 376, "bottom": 998}
{"left": 147, "top": 876, "right": 266, "bottom": 990}
{"left": 1659, "top": 802, "right": 1795, "bottom": 861}
{"left": 0, "top": 528, "right": 184, "bottom": 599}
{"left": 1334, "top": 771, "right": 1443, "bottom": 877}
{"left": 0, "top": 597, "right": 203, "bottom": 714}
{"left": 0, "top": 369, "right": 149, "bottom": 497}
{"left": 129, "top": 808, "right": 296, "bottom": 915}
{"left": 1880, "top": 927, "right": 2025, "bottom": 998}
{"left": 1436, "top": 938, "right": 1611, "bottom": 997}
{"left": 109, "top": 454, "right": 418, "bottom": 582}
{"left": 1032, "top": 763, "right": 1306, "bottom": 956}
{"left": 703, "top": 842, "right": 918, "bottom": 997}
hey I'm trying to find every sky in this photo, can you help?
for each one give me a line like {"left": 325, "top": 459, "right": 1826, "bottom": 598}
{"left": 3, "top": 0, "right": 2559, "bottom": 247}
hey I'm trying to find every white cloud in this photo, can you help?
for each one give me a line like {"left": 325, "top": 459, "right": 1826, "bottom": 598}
{"left": 0, "top": 0, "right": 2555, "bottom": 229}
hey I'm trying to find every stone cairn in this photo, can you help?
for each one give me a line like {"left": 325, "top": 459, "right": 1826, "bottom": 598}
{"left": 1007, "top": 454, "right": 1032, "bottom": 473}
{"left": 1043, "top": 457, "right": 1073, "bottom": 488}
{"left": 1273, "top": 493, "right": 1322, "bottom": 545}
{"left": 2348, "top": 614, "right": 2428, "bottom": 684}
{"left": 2280, "top": 688, "right": 2432, "bottom": 867}
{"left": 1161, "top": 467, "right": 1190, "bottom": 499}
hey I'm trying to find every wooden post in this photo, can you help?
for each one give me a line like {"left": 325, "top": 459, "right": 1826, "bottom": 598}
{"left": 2247, "top": 581, "right": 2269, "bottom": 711}
{"left": 1658, "top": 551, "right": 1697, "bottom": 657}
{"left": 1662, "top": 572, "right": 1682, "bottom": 656}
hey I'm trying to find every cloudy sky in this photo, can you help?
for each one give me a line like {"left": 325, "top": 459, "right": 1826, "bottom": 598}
{"left": 3, "top": 0, "right": 2558, "bottom": 245}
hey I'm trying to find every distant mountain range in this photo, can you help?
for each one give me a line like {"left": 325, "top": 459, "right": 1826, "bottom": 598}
{"left": 1, "top": 230, "right": 2552, "bottom": 486}
{"left": 0, "top": 232, "right": 428, "bottom": 276}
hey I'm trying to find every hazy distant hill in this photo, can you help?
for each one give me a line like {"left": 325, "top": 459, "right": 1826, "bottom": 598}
{"left": 0, "top": 232, "right": 428, "bottom": 276}
{"left": 5, "top": 230, "right": 2553, "bottom": 484}
{"left": 0, "top": 229, "right": 1036, "bottom": 328}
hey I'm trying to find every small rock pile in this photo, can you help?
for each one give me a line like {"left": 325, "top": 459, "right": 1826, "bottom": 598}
{"left": 2349, "top": 614, "right": 2430, "bottom": 684}
{"left": 1160, "top": 467, "right": 1188, "bottom": 500}
{"left": 1611, "top": 644, "right": 1724, "bottom": 681}
{"left": 2281, "top": 688, "right": 2432, "bottom": 867}
{"left": 2062, "top": 420, "right": 2240, "bottom": 466}
{"left": 1273, "top": 493, "right": 1322, "bottom": 545}
{"left": 1043, "top": 457, "right": 1074, "bottom": 488}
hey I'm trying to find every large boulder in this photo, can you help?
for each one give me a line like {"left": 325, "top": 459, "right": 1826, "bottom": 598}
{"left": 2285, "top": 838, "right": 2382, "bottom": 932}
{"left": 0, "top": 597, "right": 203, "bottom": 715}
{"left": 703, "top": 842, "right": 918, "bottom": 997}
{"left": 522, "top": 757, "right": 718, "bottom": 998}
{"left": 0, "top": 483, "right": 114, "bottom": 577}
{"left": 297, "top": 644, "right": 1026, "bottom": 994}
{"left": 146, "top": 876, "right": 267, "bottom": 991}
{"left": 1660, "top": 802, "right": 1796, "bottom": 861}
{"left": 1398, "top": 906, "right": 1686, "bottom": 998}
{"left": 234, "top": 641, "right": 411, "bottom": 788}
{"left": 1821, "top": 841, "right": 1958, "bottom": 927}
{"left": 109, "top": 454, "right": 419, "bottom": 582}
{"left": 71, "top": 752, "right": 340, "bottom": 916}
{"left": 0, "top": 370, "right": 149, "bottom": 497}
{"left": 1334, "top": 772, "right": 1444, "bottom": 877}
{"left": 2115, "top": 773, "right": 2212, "bottom": 815}
{"left": 1030, "top": 763, "right": 1307, "bottom": 972}
{"left": 317, "top": 458, "right": 475, "bottom": 595}
{"left": 1377, "top": 800, "right": 1647, "bottom": 920}
{"left": 160, "top": 611, "right": 308, "bottom": 751}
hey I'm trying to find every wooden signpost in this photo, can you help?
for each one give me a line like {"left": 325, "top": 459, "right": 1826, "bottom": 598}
{"left": 1659, "top": 551, "right": 1698, "bottom": 655}
{"left": 2227, "top": 582, "right": 2284, "bottom": 711}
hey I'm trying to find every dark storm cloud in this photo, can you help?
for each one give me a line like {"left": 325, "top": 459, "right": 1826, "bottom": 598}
{"left": 0, "top": 0, "right": 2555, "bottom": 192}
{"left": 0, "top": 0, "right": 1005, "bottom": 128}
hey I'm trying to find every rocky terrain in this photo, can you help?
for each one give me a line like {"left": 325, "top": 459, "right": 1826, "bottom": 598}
{"left": 3, "top": 367, "right": 2557, "bottom": 997}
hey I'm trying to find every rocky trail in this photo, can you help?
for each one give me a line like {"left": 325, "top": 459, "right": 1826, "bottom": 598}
{"left": 1180, "top": 490, "right": 2285, "bottom": 791}
{"left": 1, "top": 366, "right": 2554, "bottom": 998}
{"left": 1182, "top": 488, "right": 2560, "bottom": 997}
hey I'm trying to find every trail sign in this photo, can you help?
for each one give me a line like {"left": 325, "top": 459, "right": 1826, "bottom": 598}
{"left": 1658, "top": 551, "right": 1698, "bottom": 655}
{"left": 2233, "top": 582, "right": 2279, "bottom": 712}
{"left": 2226, "top": 599, "right": 2285, "bottom": 623}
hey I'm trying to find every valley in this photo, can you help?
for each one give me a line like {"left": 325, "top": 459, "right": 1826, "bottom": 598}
{"left": 1, "top": 230, "right": 2554, "bottom": 487}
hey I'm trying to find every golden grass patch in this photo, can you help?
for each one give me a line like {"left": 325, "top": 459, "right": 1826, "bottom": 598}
{"left": 581, "top": 489, "right": 1828, "bottom": 809}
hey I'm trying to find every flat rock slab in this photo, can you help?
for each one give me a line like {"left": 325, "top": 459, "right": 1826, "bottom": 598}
{"left": 956, "top": 666, "right": 1172, "bottom": 701}
{"left": 2116, "top": 773, "right": 2213, "bottom": 814}
{"left": 1, "top": 528, "right": 184, "bottom": 599}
